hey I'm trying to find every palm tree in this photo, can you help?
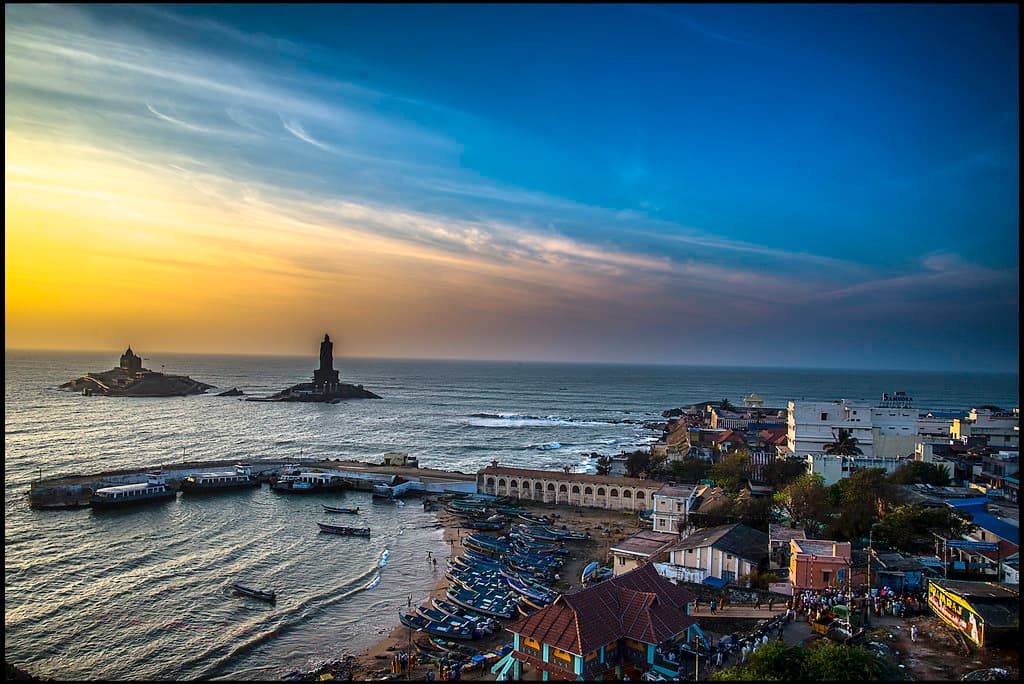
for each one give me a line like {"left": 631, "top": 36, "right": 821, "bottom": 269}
{"left": 824, "top": 428, "right": 863, "bottom": 456}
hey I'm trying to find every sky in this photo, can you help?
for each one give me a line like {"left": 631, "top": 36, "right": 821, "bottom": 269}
{"left": 4, "top": 3, "right": 1019, "bottom": 371}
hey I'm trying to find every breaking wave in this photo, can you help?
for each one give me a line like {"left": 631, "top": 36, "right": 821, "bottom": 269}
{"left": 465, "top": 413, "right": 613, "bottom": 428}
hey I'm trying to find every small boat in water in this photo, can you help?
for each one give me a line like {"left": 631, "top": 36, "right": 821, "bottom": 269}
{"left": 317, "top": 522, "right": 371, "bottom": 537}
{"left": 90, "top": 472, "right": 177, "bottom": 509}
{"left": 322, "top": 504, "right": 359, "bottom": 514}
{"left": 232, "top": 583, "right": 276, "bottom": 602}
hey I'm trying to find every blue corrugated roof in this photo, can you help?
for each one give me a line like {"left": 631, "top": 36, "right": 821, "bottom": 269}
{"left": 967, "top": 512, "right": 1019, "bottom": 544}
{"left": 702, "top": 576, "right": 729, "bottom": 588}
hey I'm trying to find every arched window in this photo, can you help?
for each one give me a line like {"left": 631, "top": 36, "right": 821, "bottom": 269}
{"left": 547, "top": 483, "right": 555, "bottom": 491}
{"left": 584, "top": 487, "right": 593, "bottom": 495}
{"left": 636, "top": 491, "right": 645, "bottom": 500}
{"left": 559, "top": 484, "right": 568, "bottom": 493}
{"left": 487, "top": 477, "right": 496, "bottom": 488}
{"left": 597, "top": 488, "right": 605, "bottom": 496}
{"left": 572, "top": 485, "right": 580, "bottom": 494}
{"left": 623, "top": 490, "right": 632, "bottom": 498}
{"left": 610, "top": 489, "right": 619, "bottom": 497}
{"left": 534, "top": 482, "right": 543, "bottom": 490}
{"left": 510, "top": 480, "right": 518, "bottom": 489}
{"left": 498, "top": 479, "right": 506, "bottom": 488}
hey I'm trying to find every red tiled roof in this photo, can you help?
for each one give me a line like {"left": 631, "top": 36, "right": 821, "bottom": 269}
{"left": 506, "top": 563, "right": 696, "bottom": 656}
{"left": 711, "top": 429, "right": 746, "bottom": 445}
{"left": 758, "top": 428, "right": 788, "bottom": 445}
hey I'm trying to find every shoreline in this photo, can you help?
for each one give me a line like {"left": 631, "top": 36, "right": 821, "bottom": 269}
{"left": 347, "top": 498, "right": 647, "bottom": 681}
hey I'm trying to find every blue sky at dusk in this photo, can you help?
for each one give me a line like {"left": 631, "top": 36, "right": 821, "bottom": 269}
{"left": 4, "top": 4, "right": 1019, "bottom": 371}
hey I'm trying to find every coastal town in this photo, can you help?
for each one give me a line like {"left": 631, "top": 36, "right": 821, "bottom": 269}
{"left": 22, "top": 387, "right": 1020, "bottom": 681}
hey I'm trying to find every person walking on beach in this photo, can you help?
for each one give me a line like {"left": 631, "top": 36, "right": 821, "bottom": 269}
{"left": 911, "top": 625, "right": 918, "bottom": 642}
{"left": 710, "top": 599, "right": 717, "bottom": 614}
{"left": 408, "top": 594, "right": 413, "bottom": 608}
{"left": 768, "top": 596, "right": 774, "bottom": 612}
{"left": 754, "top": 594, "right": 761, "bottom": 610}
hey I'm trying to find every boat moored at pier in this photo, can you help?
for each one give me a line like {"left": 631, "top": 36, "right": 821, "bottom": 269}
{"left": 270, "top": 471, "right": 347, "bottom": 493}
{"left": 180, "top": 464, "right": 260, "bottom": 492}
{"left": 89, "top": 472, "right": 177, "bottom": 509}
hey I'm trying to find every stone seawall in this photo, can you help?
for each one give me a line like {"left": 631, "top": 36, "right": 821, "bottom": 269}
{"left": 26, "top": 458, "right": 476, "bottom": 509}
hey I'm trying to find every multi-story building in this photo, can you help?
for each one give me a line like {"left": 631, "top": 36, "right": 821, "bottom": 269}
{"left": 789, "top": 539, "right": 852, "bottom": 591}
{"left": 650, "top": 483, "right": 698, "bottom": 535}
{"left": 952, "top": 408, "right": 1019, "bottom": 449}
{"left": 662, "top": 523, "right": 768, "bottom": 586}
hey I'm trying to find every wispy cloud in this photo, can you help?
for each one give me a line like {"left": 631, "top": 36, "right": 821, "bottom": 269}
{"left": 635, "top": 5, "right": 747, "bottom": 45}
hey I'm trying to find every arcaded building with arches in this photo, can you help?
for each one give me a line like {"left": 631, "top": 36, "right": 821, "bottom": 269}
{"left": 476, "top": 464, "right": 660, "bottom": 511}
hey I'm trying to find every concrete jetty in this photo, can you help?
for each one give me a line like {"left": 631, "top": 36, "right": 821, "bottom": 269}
{"left": 26, "top": 458, "right": 477, "bottom": 509}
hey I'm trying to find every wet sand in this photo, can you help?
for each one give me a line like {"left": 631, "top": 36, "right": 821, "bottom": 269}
{"left": 348, "top": 499, "right": 647, "bottom": 680}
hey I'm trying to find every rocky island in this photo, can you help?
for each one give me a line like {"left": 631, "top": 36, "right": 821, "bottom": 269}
{"left": 60, "top": 347, "right": 213, "bottom": 397}
{"left": 251, "top": 334, "right": 381, "bottom": 402}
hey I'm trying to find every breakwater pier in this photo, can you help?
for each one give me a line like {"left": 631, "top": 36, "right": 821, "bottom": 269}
{"left": 26, "top": 458, "right": 477, "bottom": 509}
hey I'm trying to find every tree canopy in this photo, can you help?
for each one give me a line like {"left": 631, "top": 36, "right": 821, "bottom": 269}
{"left": 710, "top": 639, "right": 898, "bottom": 681}
{"left": 710, "top": 450, "right": 750, "bottom": 492}
{"left": 774, "top": 473, "right": 829, "bottom": 535}
{"left": 823, "top": 428, "right": 863, "bottom": 456}
{"left": 887, "top": 460, "right": 952, "bottom": 486}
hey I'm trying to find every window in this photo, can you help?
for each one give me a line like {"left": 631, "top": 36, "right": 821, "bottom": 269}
{"left": 822, "top": 571, "right": 831, "bottom": 585}
{"left": 821, "top": 412, "right": 828, "bottom": 421}
{"left": 619, "top": 557, "right": 627, "bottom": 565}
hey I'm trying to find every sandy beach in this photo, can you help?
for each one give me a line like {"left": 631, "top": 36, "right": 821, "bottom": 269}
{"left": 347, "top": 497, "right": 648, "bottom": 680}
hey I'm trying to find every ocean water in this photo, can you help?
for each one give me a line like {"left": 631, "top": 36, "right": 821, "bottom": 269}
{"left": 4, "top": 350, "right": 1018, "bottom": 679}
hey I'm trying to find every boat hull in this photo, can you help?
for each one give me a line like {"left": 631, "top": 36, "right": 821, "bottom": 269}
{"left": 89, "top": 491, "right": 177, "bottom": 508}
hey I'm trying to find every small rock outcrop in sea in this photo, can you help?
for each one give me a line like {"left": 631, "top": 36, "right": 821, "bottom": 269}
{"left": 59, "top": 347, "right": 213, "bottom": 397}
{"left": 253, "top": 334, "right": 381, "bottom": 403}
{"left": 216, "top": 387, "right": 245, "bottom": 397}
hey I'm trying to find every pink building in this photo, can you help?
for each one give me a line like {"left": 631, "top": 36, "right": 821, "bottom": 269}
{"left": 789, "top": 539, "right": 852, "bottom": 591}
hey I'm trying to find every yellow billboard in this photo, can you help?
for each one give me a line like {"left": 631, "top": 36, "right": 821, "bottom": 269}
{"left": 927, "top": 582, "right": 984, "bottom": 647}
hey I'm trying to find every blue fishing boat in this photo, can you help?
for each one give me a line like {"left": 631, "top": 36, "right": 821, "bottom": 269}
{"left": 446, "top": 585, "right": 518, "bottom": 619}
{"left": 398, "top": 610, "right": 483, "bottom": 640}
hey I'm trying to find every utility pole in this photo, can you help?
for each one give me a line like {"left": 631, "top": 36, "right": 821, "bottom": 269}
{"left": 693, "top": 633, "right": 700, "bottom": 681}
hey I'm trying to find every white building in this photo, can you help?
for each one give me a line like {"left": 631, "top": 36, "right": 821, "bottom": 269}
{"left": 788, "top": 399, "right": 875, "bottom": 457}
{"left": 650, "top": 482, "right": 699, "bottom": 535}
{"left": 952, "top": 408, "right": 1019, "bottom": 449}
{"left": 661, "top": 523, "right": 769, "bottom": 586}
{"left": 805, "top": 452, "right": 909, "bottom": 486}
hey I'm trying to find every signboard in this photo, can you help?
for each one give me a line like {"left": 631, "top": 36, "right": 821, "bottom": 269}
{"left": 928, "top": 582, "right": 984, "bottom": 647}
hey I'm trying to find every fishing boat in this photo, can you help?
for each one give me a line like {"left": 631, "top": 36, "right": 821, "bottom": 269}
{"left": 317, "top": 522, "right": 371, "bottom": 537}
{"left": 430, "top": 597, "right": 498, "bottom": 629}
{"left": 463, "top": 519, "right": 505, "bottom": 530}
{"left": 89, "top": 472, "right": 177, "bottom": 509}
{"left": 232, "top": 583, "right": 276, "bottom": 602}
{"left": 321, "top": 504, "right": 359, "bottom": 514}
{"left": 446, "top": 585, "right": 518, "bottom": 619}
{"left": 398, "top": 610, "right": 483, "bottom": 640}
{"left": 180, "top": 464, "right": 260, "bottom": 492}
{"left": 581, "top": 560, "right": 601, "bottom": 584}
{"left": 416, "top": 605, "right": 496, "bottom": 634}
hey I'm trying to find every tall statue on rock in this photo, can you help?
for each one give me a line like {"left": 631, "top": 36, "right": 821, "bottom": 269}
{"left": 312, "top": 333, "right": 340, "bottom": 392}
